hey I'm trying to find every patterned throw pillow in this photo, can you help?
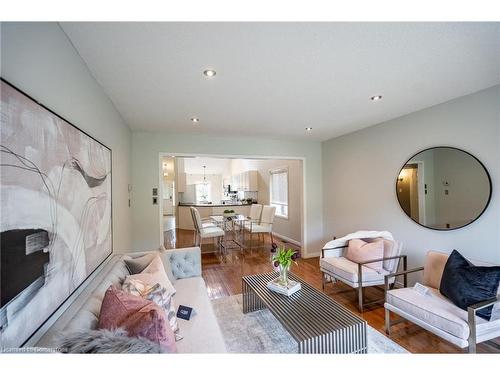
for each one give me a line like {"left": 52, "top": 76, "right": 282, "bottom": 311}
{"left": 123, "top": 279, "right": 182, "bottom": 341}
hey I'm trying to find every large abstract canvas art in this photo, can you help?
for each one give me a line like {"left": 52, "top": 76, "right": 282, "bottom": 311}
{"left": 0, "top": 79, "right": 112, "bottom": 348}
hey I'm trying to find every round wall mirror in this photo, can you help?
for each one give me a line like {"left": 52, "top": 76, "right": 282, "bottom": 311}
{"left": 396, "top": 147, "right": 492, "bottom": 230}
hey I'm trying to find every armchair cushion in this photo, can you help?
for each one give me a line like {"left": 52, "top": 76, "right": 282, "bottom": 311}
{"left": 362, "top": 238, "right": 401, "bottom": 272}
{"left": 345, "top": 239, "right": 384, "bottom": 271}
{"left": 440, "top": 250, "right": 500, "bottom": 321}
{"left": 320, "top": 256, "right": 389, "bottom": 285}
{"left": 423, "top": 251, "right": 448, "bottom": 289}
{"left": 386, "top": 287, "right": 500, "bottom": 341}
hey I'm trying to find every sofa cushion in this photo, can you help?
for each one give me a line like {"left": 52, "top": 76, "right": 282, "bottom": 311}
{"left": 122, "top": 279, "right": 180, "bottom": 337}
{"left": 124, "top": 252, "right": 176, "bottom": 283}
{"left": 440, "top": 250, "right": 500, "bottom": 320}
{"left": 172, "top": 277, "right": 226, "bottom": 353}
{"left": 124, "top": 253, "right": 157, "bottom": 274}
{"left": 165, "top": 248, "right": 202, "bottom": 279}
{"left": 139, "top": 255, "right": 176, "bottom": 295}
{"left": 345, "top": 239, "right": 384, "bottom": 271}
{"left": 98, "top": 286, "right": 177, "bottom": 352}
{"left": 320, "top": 256, "right": 389, "bottom": 284}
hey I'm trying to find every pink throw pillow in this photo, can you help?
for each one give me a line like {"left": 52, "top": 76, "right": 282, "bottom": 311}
{"left": 345, "top": 239, "right": 384, "bottom": 272}
{"left": 98, "top": 286, "right": 177, "bottom": 353}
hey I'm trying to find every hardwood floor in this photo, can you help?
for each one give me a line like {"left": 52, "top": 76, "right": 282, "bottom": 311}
{"left": 165, "top": 228, "right": 500, "bottom": 354}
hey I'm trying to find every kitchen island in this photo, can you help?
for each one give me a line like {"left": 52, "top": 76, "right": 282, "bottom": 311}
{"left": 177, "top": 203, "right": 252, "bottom": 230}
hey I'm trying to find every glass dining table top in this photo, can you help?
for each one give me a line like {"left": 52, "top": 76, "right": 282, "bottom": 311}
{"left": 209, "top": 214, "right": 248, "bottom": 223}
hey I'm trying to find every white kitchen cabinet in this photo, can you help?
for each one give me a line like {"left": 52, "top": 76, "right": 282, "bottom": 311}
{"left": 177, "top": 172, "right": 187, "bottom": 192}
{"left": 230, "top": 170, "right": 258, "bottom": 191}
{"left": 247, "top": 170, "right": 258, "bottom": 191}
{"left": 241, "top": 172, "right": 249, "bottom": 191}
{"left": 231, "top": 174, "right": 240, "bottom": 191}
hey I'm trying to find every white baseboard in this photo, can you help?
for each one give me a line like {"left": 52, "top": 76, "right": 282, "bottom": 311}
{"left": 303, "top": 251, "right": 322, "bottom": 259}
{"left": 272, "top": 232, "right": 301, "bottom": 247}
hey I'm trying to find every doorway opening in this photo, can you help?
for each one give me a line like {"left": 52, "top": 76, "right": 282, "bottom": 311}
{"left": 397, "top": 162, "right": 425, "bottom": 224}
{"left": 158, "top": 153, "right": 305, "bottom": 257}
{"left": 161, "top": 156, "right": 176, "bottom": 247}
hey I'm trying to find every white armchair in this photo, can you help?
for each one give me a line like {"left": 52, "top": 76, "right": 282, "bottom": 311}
{"left": 384, "top": 251, "right": 500, "bottom": 353}
{"left": 320, "top": 237, "right": 405, "bottom": 312}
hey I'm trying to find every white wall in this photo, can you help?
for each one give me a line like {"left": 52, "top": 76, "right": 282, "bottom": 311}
{"left": 1, "top": 22, "right": 133, "bottom": 251}
{"left": 185, "top": 173, "right": 224, "bottom": 203}
{"left": 230, "top": 158, "right": 303, "bottom": 244}
{"left": 131, "top": 132, "right": 323, "bottom": 257}
{"left": 322, "top": 85, "right": 500, "bottom": 268}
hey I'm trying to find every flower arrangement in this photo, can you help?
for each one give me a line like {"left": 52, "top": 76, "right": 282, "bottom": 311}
{"left": 270, "top": 243, "right": 298, "bottom": 286}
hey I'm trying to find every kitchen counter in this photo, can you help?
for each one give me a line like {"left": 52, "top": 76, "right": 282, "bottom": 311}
{"left": 177, "top": 203, "right": 252, "bottom": 230}
{"left": 178, "top": 202, "right": 252, "bottom": 207}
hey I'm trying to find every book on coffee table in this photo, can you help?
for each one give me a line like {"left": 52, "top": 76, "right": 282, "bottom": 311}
{"left": 267, "top": 278, "right": 301, "bottom": 296}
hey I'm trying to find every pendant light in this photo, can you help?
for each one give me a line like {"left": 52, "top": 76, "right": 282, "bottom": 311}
{"left": 203, "top": 165, "right": 208, "bottom": 185}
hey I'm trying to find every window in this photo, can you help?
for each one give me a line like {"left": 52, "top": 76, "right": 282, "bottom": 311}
{"left": 269, "top": 168, "right": 288, "bottom": 219}
{"left": 195, "top": 182, "right": 211, "bottom": 203}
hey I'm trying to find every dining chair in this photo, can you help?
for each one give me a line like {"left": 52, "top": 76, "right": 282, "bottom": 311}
{"left": 242, "top": 205, "right": 276, "bottom": 249}
{"left": 190, "top": 207, "right": 225, "bottom": 252}
{"left": 236, "top": 204, "right": 262, "bottom": 231}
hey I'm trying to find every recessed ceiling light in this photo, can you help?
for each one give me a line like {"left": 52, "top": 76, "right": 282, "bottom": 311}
{"left": 191, "top": 117, "right": 200, "bottom": 123}
{"left": 305, "top": 127, "right": 313, "bottom": 132}
{"left": 371, "top": 95, "right": 383, "bottom": 101}
{"left": 203, "top": 69, "right": 216, "bottom": 77}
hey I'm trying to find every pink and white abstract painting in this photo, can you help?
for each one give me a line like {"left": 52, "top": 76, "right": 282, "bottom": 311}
{"left": 0, "top": 79, "right": 112, "bottom": 348}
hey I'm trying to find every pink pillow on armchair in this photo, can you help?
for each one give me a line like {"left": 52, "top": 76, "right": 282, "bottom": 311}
{"left": 345, "top": 239, "right": 384, "bottom": 272}
{"left": 98, "top": 286, "right": 177, "bottom": 353}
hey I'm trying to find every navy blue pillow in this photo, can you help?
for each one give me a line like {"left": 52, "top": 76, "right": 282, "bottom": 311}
{"left": 439, "top": 250, "right": 500, "bottom": 321}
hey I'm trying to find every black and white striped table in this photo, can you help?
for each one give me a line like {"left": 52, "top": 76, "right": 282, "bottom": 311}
{"left": 242, "top": 272, "right": 367, "bottom": 354}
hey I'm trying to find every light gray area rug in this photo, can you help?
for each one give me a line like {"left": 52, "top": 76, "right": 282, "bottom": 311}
{"left": 212, "top": 294, "right": 408, "bottom": 354}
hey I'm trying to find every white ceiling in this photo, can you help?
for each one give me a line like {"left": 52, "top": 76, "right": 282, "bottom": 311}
{"left": 61, "top": 22, "right": 500, "bottom": 141}
{"left": 183, "top": 157, "right": 232, "bottom": 174}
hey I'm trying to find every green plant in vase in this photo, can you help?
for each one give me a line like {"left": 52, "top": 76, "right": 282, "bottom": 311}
{"left": 270, "top": 243, "right": 298, "bottom": 287}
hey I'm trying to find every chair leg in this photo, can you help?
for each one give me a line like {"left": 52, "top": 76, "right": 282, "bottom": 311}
{"left": 358, "top": 286, "right": 364, "bottom": 313}
{"left": 385, "top": 308, "right": 391, "bottom": 335}
{"left": 270, "top": 231, "right": 274, "bottom": 247}
{"left": 468, "top": 308, "right": 477, "bottom": 353}
{"left": 322, "top": 273, "right": 326, "bottom": 291}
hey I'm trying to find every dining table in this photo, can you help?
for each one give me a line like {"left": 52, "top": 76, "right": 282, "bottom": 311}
{"left": 209, "top": 214, "right": 248, "bottom": 251}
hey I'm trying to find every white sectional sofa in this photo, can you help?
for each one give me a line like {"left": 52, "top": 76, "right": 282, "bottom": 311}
{"left": 34, "top": 247, "right": 227, "bottom": 353}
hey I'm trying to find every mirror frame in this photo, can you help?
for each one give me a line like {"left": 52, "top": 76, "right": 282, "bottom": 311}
{"left": 395, "top": 146, "right": 493, "bottom": 231}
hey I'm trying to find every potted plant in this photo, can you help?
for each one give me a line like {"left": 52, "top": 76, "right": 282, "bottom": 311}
{"left": 223, "top": 209, "right": 236, "bottom": 218}
{"left": 270, "top": 243, "right": 298, "bottom": 287}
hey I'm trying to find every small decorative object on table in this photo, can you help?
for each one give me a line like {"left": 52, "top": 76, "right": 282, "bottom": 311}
{"left": 223, "top": 209, "right": 236, "bottom": 218}
{"left": 267, "top": 243, "right": 301, "bottom": 296}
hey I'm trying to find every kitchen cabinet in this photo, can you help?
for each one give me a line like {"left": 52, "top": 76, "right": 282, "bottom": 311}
{"left": 238, "top": 170, "right": 258, "bottom": 191}
{"left": 231, "top": 174, "right": 240, "bottom": 191}
{"left": 247, "top": 170, "right": 258, "bottom": 191}
{"left": 177, "top": 172, "right": 187, "bottom": 192}
{"left": 229, "top": 170, "right": 258, "bottom": 192}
